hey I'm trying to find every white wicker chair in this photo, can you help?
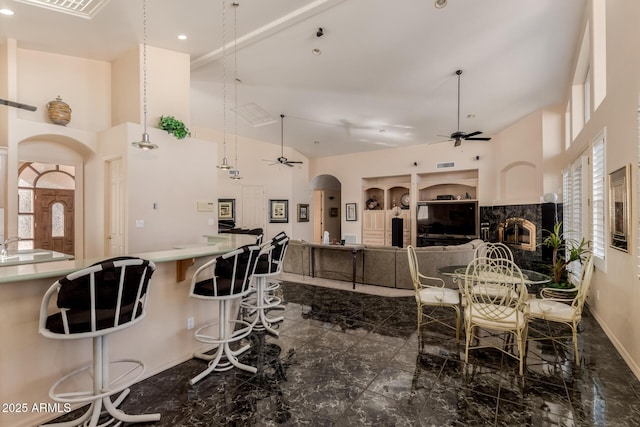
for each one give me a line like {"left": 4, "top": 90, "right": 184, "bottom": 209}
{"left": 528, "top": 254, "right": 594, "bottom": 366}
{"left": 189, "top": 244, "right": 261, "bottom": 384}
{"left": 473, "top": 241, "right": 514, "bottom": 263}
{"left": 463, "top": 257, "right": 529, "bottom": 375}
{"left": 39, "top": 257, "right": 159, "bottom": 427}
{"left": 407, "top": 245, "right": 461, "bottom": 344}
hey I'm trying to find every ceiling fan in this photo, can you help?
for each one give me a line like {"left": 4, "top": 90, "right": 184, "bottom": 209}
{"left": 267, "top": 114, "right": 303, "bottom": 167}
{"left": 442, "top": 69, "right": 491, "bottom": 147}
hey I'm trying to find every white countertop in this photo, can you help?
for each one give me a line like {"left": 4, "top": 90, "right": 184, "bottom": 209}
{"left": 0, "top": 234, "right": 257, "bottom": 284}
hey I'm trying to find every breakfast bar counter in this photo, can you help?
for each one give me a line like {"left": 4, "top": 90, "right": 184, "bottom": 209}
{"left": 0, "top": 233, "right": 256, "bottom": 427}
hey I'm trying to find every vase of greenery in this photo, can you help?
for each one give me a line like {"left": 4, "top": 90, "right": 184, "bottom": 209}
{"left": 158, "top": 115, "right": 191, "bottom": 140}
{"left": 541, "top": 222, "right": 590, "bottom": 295}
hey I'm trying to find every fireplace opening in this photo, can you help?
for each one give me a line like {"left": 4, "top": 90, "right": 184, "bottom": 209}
{"left": 498, "top": 217, "right": 536, "bottom": 251}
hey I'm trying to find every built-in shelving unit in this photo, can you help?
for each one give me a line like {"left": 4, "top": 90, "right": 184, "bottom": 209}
{"left": 360, "top": 170, "right": 479, "bottom": 247}
{"left": 362, "top": 175, "right": 411, "bottom": 246}
{"left": 417, "top": 169, "right": 478, "bottom": 202}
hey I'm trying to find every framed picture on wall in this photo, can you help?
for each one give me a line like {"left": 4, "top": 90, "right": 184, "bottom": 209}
{"left": 218, "top": 199, "right": 235, "bottom": 221}
{"left": 330, "top": 207, "right": 338, "bottom": 217}
{"left": 269, "top": 199, "right": 289, "bottom": 223}
{"left": 609, "top": 164, "right": 631, "bottom": 252}
{"left": 297, "top": 204, "right": 309, "bottom": 222}
{"left": 346, "top": 203, "right": 357, "bottom": 221}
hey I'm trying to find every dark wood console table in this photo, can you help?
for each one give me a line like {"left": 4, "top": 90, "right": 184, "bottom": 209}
{"left": 307, "top": 243, "right": 365, "bottom": 289}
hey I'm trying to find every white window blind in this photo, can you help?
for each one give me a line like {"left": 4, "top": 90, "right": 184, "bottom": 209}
{"left": 592, "top": 136, "right": 605, "bottom": 265}
{"left": 567, "top": 161, "right": 584, "bottom": 284}
{"left": 571, "top": 163, "right": 583, "bottom": 244}
{"left": 563, "top": 170, "right": 572, "bottom": 234}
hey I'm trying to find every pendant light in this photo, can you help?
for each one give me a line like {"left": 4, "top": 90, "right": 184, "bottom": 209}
{"left": 217, "top": 0, "right": 233, "bottom": 170}
{"left": 230, "top": 2, "right": 242, "bottom": 180}
{"left": 132, "top": 0, "right": 158, "bottom": 150}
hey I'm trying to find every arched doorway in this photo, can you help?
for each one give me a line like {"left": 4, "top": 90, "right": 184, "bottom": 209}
{"left": 18, "top": 163, "right": 75, "bottom": 254}
{"left": 310, "top": 174, "right": 341, "bottom": 243}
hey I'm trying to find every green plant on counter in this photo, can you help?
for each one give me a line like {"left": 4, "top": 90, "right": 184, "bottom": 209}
{"left": 541, "top": 221, "right": 590, "bottom": 287}
{"left": 159, "top": 115, "right": 191, "bottom": 139}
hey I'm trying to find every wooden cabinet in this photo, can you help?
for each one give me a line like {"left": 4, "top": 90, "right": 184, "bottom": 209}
{"left": 362, "top": 175, "right": 411, "bottom": 246}
{"left": 362, "top": 210, "right": 386, "bottom": 246}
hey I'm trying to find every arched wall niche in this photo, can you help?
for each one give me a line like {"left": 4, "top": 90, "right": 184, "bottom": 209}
{"left": 499, "top": 161, "right": 539, "bottom": 202}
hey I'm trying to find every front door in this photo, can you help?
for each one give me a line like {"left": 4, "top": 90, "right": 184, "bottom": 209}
{"left": 34, "top": 188, "right": 74, "bottom": 255}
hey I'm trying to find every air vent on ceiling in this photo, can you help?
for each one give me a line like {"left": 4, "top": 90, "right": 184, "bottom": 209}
{"left": 12, "top": 0, "right": 111, "bottom": 19}
{"left": 436, "top": 161, "right": 455, "bottom": 169}
{"left": 234, "top": 102, "right": 277, "bottom": 127}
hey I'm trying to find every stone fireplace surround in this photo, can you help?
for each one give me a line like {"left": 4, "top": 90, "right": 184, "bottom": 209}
{"left": 480, "top": 202, "right": 562, "bottom": 272}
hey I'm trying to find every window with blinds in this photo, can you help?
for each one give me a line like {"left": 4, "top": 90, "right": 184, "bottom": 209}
{"left": 592, "top": 134, "right": 606, "bottom": 269}
{"left": 563, "top": 158, "right": 585, "bottom": 285}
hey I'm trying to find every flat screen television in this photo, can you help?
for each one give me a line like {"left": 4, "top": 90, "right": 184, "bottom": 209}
{"left": 416, "top": 200, "right": 479, "bottom": 238}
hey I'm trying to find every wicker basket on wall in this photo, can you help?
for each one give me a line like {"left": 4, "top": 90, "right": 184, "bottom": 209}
{"left": 46, "top": 96, "right": 71, "bottom": 126}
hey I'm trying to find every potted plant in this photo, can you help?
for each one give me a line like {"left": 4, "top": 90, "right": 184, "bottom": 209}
{"left": 541, "top": 222, "right": 590, "bottom": 291}
{"left": 158, "top": 115, "right": 191, "bottom": 139}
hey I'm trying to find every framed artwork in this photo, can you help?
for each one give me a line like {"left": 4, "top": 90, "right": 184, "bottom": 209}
{"left": 297, "top": 204, "right": 309, "bottom": 222}
{"left": 609, "top": 164, "right": 631, "bottom": 252}
{"left": 218, "top": 199, "right": 235, "bottom": 220}
{"left": 269, "top": 199, "right": 289, "bottom": 223}
{"left": 346, "top": 203, "right": 357, "bottom": 221}
{"left": 330, "top": 207, "right": 338, "bottom": 217}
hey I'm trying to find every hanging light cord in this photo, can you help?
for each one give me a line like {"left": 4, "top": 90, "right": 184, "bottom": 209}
{"left": 222, "top": 0, "right": 228, "bottom": 160}
{"left": 233, "top": 2, "right": 239, "bottom": 171}
{"left": 142, "top": 0, "right": 148, "bottom": 135}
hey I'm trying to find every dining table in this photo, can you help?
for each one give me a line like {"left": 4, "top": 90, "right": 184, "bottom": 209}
{"left": 437, "top": 264, "right": 552, "bottom": 296}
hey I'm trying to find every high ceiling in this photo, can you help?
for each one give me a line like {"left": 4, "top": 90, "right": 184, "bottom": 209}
{"left": 0, "top": 0, "right": 587, "bottom": 158}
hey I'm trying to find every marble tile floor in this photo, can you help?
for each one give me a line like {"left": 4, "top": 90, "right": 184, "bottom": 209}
{"left": 52, "top": 281, "right": 640, "bottom": 426}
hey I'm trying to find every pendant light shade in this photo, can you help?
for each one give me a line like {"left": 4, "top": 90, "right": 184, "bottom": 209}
{"left": 132, "top": 132, "right": 157, "bottom": 150}
{"left": 132, "top": 0, "right": 158, "bottom": 150}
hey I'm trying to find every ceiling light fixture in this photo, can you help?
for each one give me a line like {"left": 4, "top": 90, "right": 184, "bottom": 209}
{"left": 217, "top": 0, "right": 233, "bottom": 170}
{"left": 434, "top": 0, "right": 447, "bottom": 9}
{"left": 0, "top": 8, "right": 14, "bottom": 15}
{"left": 131, "top": 0, "right": 158, "bottom": 150}
{"left": 177, "top": 34, "right": 187, "bottom": 40}
{"left": 312, "top": 48, "right": 322, "bottom": 56}
{"left": 230, "top": 2, "right": 242, "bottom": 180}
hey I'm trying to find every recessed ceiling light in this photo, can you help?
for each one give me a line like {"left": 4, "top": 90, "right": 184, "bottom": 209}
{"left": 178, "top": 34, "right": 187, "bottom": 40}
{"left": 312, "top": 48, "right": 322, "bottom": 55}
{"left": 434, "top": 0, "right": 447, "bottom": 9}
{"left": 0, "top": 8, "right": 14, "bottom": 15}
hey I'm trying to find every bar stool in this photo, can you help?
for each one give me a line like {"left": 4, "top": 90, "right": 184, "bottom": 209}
{"left": 242, "top": 233, "right": 289, "bottom": 336}
{"left": 38, "top": 257, "right": 159, "bottom": 427}
{"left": 189, "top": 244, "right": 261, "bottom": 384}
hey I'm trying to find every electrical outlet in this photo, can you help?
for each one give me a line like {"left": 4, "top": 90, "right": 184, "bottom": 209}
{"left": 187, "top": 316, "right": 195, "bottom": 330}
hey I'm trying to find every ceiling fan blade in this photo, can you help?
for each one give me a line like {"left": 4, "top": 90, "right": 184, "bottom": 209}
{"left": 465, "top": 137, "right": 492, "bottom": 141}
{"left": 287, "top": 160, "right": 303, "bottom": 164}
{"left": 464, "top": 131, "right": 482, "bottom": 138}
{"left": 454, "top": 139, "right": 462, "bottom": 148}
{"left": 0, "top": 98, "right": 37, "bottom": 111}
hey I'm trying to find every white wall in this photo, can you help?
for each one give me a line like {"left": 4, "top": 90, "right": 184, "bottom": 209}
{"left": 17, "top": 48, "right": 111, "bottom": 131}
{"left": 193, "top": 126, "right": 313, "bottom": 241}
{"left": 565, "top": 0, "right": 640, "bottom": 378}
